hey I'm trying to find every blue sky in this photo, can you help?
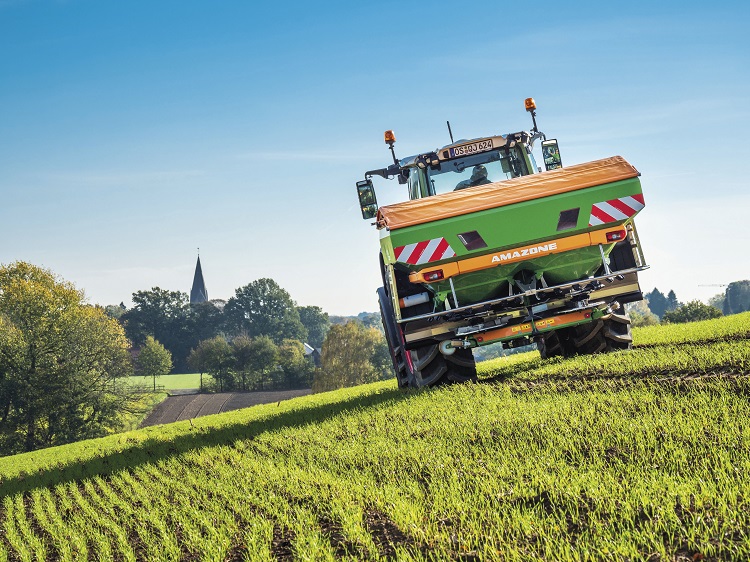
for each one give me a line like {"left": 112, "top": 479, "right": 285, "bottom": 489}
{"left": 1, "top": 0, "right": 748, "bottom": 315}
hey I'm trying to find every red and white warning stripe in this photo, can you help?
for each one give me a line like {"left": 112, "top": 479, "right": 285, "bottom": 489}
{"left": 589, "top": 194, "right": 645, "bottom": 226}
{"left": 394, "top": 237, "right": 456, "bottom": 265}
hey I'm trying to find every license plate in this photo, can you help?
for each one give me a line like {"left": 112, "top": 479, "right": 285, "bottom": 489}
{"left": 449, "top": 139, "right": 493, "bottom": 158}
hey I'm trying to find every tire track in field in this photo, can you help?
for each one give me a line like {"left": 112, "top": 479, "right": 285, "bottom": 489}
{"left": 141, "top": 395, "right": 196, "bottom": 427}
{"left": 175, "top": 394, "right": 212, "bottom": 421}
{"left": 194, "top": 393, "right": 233, "bottom": 417}
{"left": 140, "top": 390, "right": 311, "bottom": 427}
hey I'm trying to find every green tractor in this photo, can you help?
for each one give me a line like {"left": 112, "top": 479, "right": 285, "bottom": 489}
{"left": 356, "top": 98, "right": 648, "bottom": 388}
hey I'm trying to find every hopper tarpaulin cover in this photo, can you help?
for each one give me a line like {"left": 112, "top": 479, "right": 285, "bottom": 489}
{"left": 376, "top": 156, "right": 641, "bottom": 230}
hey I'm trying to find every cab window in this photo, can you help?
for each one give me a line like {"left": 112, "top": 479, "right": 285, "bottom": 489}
{"left": 427, "top": 146, "right": 530, "bottom": 196}
{"left": 407, "top": 167, "right": 429, "bottom": 200}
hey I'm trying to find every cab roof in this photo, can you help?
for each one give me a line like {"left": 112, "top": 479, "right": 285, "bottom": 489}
{"left": 399, "top": 132, "right": 526, "bottom": 168}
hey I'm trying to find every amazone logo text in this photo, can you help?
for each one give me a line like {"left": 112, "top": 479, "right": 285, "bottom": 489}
{"left": 491, "top": 242, "right": 558, "bottom": 263}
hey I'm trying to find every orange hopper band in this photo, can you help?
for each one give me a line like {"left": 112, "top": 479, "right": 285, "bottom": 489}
{"left": 377, "top": 156, "right": 640, "bottom": 231}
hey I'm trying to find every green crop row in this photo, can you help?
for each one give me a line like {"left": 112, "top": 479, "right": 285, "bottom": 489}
{"left": 1, "top": 313, "right": 749, "bottom": 560}
{"left": 633, "top": 311, "right": 750, "bottom": 347}
{"left": 3, "top": 380, "right": 750, "bottom": 560}
{"left": 479, "top": 339, "right": 749, "bottom": 387}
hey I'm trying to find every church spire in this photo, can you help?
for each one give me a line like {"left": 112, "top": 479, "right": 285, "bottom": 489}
{"left": 190, "top": 254, "right": 208, "bottom": 304}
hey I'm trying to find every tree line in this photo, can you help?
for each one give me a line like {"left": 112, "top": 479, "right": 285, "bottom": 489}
{"left": 629, "top": 281, "right": 750, "bottom": 326}
{"left": 0, "top": 262, "right": 392, "bottom": 456}
{"left": 187, "top": 335, "right": 314, "bottom": 392}
{"left": 108, "top": 278, "right": 331, "bottom": 373}
{"left": 111, "top": 278, "right": 393, "bottom": 393}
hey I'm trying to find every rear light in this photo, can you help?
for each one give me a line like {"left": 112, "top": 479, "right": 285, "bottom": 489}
{"left": 423, "top": 270, "right": 444, "bottom": 282}
{"left": 606, "top": 229, "right": 627, "bottom": 242}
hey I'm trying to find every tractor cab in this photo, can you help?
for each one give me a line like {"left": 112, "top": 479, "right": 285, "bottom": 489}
{"left": 356, "top": 98, "right": 562, "bottom": 217}
{"left": 401, "top": 134, "right": 538, "bottom": 200}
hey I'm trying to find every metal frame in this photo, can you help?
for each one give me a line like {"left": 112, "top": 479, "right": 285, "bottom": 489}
{"left": 397, "top": 264, "right": 648, "bottom": 326}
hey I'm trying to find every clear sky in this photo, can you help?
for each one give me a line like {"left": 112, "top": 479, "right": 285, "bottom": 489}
{"left": 1, "top": 0, "right": 748, "bottom": 315}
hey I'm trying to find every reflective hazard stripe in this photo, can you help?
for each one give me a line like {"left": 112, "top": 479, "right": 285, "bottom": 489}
{"left": 394, "top": 237, "right": 455, "bottom": 265}
{"left": 589, "top": 194, "right": 644, "bottom": 226}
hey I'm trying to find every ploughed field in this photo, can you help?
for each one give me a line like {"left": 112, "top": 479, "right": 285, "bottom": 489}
{"left": 1, "top": 313, "right": 750, "bottom": 561}
{"left": 141, "top": 390, "right": 312, "bottom": 427}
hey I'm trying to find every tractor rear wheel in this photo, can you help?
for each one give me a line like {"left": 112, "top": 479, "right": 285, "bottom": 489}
{"left": 571, "top": 308, "right": 633, "bottom": 354}
{"left": 537, "top": 308, "right": 633, "bottom": 359}
{"left": 378, "top": 287, "right": 477, "bottom": 388}
{"left": 537, "top": 328, "right": 574, "bottom": 359}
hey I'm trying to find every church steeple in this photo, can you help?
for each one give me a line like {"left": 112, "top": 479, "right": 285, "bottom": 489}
{"left": 190, "top": 254, "right": 208, "bottom": 304}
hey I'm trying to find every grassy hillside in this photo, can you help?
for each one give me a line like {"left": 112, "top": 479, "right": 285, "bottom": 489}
{"left": 1, "top": 313, "right": 749, "bottom": 561}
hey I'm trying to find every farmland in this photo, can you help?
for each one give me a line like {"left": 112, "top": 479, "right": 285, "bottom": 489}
{"left": 1, "top": 312, "right": 749, "bottom": 561}
{"left": 127, "top": 373, "right": 211, "bottom": 391}
{"left": 141, "top": 390, "right": 312, "bottom": 427}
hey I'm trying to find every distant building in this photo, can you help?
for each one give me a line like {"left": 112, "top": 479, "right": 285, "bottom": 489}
{"left": 190, "top": 256, "right": 208, "bottom": 304}
{"left": 303, "top": 343, "right": 321, "bottom": 367}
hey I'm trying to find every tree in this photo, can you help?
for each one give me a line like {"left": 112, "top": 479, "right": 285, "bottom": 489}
{"left": 122, "top": 287, "right": 188, "bottom": 345}
{"left": 186, "top": 340, "right": 209, "bottom": 391}
{"left": 0, "top": 262, "right": 134, "bottom": 455}
{"left": 369, "top": 332, "right": 392, "bottom": 377}
{"left": 723, "top": 280, "right": 750, "bottom": 315}
{"left": 708, "top": 293, "right": 726, "bottom": 314}
{"left": 136, "top": 336, "right": 173, "bottom": 391}
{"left": 297, "top": 305, "right": 330, "bottom": 349}
{"left": 662, "top": 300, "right": 722, "bottom": 324}
{"left": 313, "top": 322, "right": 391, "bottom": 393}
{"left": 626, "top": 300, "right": 659, "bottom": 327}
{"left": 243, "top": 336, "right": 278, "bottom": 390}
{"left": 230, "top": 335, "right": 255, "bottom": 391}
{"left": 358, "top": 311, "right": 384, "bottom": 333}
{"left": 277, "top": 339, "right": 315, "bottom": 389}
{"left": 121, "top": 287, "right": 192, "bottom": 371}
{"left": 103, "top": 302, "right": 127, "bottom": 320}
{"left": 666, "top": 290, "right": 680, "bottom": 313}
{"left": 186, "top": 300, "right": 225, "bottom": 348}
{"left": 646, "top": 288, "right": 669, "bottom": 319}
{"left": 225, "top": 278, "right": 307, "bottom": 343}
{"left": 188, "top": 336, "right": 233, "bottom": 391}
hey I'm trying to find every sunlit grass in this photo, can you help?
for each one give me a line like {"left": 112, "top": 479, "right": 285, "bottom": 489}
{"left": 633, "top": 310, "right": 750, "bottom": 347}
{"left": 1, "top": 313, "right": 749, "bottom": 560}
{"left": 126, "top": 373, "right": 212, "bottom": 390}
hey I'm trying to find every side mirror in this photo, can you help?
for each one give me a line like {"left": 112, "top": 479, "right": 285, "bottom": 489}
{"left": 541, "top": 139, "right": 563, "bottom": 170}
{"left": 356, "top": 179, "right": 379, "bottom": 220}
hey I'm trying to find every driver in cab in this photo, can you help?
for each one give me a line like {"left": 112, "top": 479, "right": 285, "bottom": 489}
{"left": 454, "top": 165, "right": 491, "bottom": 190}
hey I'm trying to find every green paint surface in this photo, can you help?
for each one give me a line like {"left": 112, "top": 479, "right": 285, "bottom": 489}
{"left": 379, "top": 177, "right": 643, "bottom": 305}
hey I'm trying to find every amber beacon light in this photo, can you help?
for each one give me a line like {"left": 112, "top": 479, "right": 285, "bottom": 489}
{"left": 384, "top": 130, "right": 396, "bottom": 145}
{"left": 524, "top": 97, "right": 537, "bottom": 112}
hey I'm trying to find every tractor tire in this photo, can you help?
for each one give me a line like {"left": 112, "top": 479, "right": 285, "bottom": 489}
{"left": 538, "top": 308, "right": 633, "bottom": 359}
{"left": 571, "top": 308, "right": 633, "bottom": 354}
{"left": 378, "top": 287, "right": 477, "bottom": 388}
{"left": 378, "top": 287, "right": 409, "bottom": 388}
{"left": 537, "top": 328, "right": 574, "bottom": 359}
{"left": 407, "top": 344, "right": 477, "bottom": 387}
{"left": 602, "top": 310, "right": 634, "bottom": 351}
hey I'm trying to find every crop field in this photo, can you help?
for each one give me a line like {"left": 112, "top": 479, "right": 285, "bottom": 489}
{"left": 141, "top": 390, "right": 312, "bottom": 427}
{"left": 1, "top": 312, "right": 750, "bottom": 561}
{"left": 127, "top": 373, "right": 211, "bottom": 391}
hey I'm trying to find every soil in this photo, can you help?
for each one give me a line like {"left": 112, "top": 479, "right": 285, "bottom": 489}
{"left": 139, "top": 389, "right": 311, "bottom": 427}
